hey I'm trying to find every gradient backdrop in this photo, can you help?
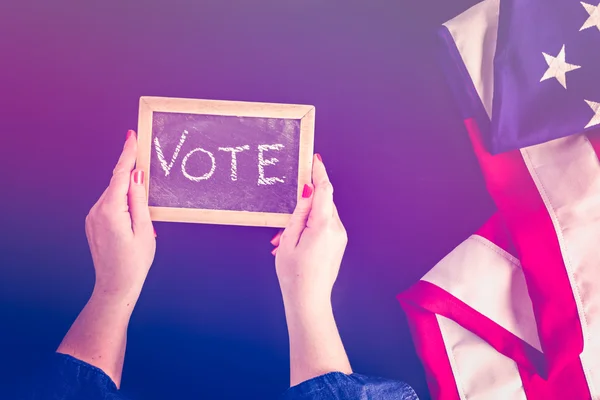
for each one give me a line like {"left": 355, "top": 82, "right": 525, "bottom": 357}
{"left": 0, "top": 1, "right": 494, "bottom": 399}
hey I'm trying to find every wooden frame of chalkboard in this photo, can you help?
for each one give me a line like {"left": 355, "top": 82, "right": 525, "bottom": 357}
{"left": 136, "top": 96, "right": 315, "bottom": 228}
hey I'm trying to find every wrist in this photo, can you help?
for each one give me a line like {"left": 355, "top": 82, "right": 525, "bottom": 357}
{"left": 282, "top": 292, "right": 334, "bottom": 321}
{"left": 91, "top": 283, "right": 142, "bottom": 311}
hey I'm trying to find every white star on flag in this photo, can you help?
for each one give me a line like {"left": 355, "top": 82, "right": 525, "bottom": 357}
{"left": 585, "top": 100, "right": 600, "bottom": 128}
{"left": 580, "top": 2, "right": 600, "bottom": 32}
{"left": 540, "top": 45, "right": 581, "bottom": 89}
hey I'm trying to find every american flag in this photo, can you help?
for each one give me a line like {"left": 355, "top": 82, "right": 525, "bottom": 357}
{"left": 399, "top": 1, "right": 600, "bottom": 398}
{"left": 438, "top": 0, "right": 600, "bottom": 155}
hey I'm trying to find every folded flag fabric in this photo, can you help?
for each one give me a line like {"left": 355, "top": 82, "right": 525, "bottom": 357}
{"left": 465, "top": 116, "right": 600, "bottom": 382}
{"left": 398, "top": 215, "right": 591, "bottom": 399}
{"left": 439, "top": 0, "right": 600, "bottom": 154}
{"left": 441, "top": 0, "right": 600, "bottom": 378}
{"left": 399, "top": 0, "right": 600, "bottom": 398}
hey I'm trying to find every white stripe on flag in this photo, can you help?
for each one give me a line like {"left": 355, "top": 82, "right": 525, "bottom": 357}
{"left": 522, "top": 135, "right": 600, "bottom": 396}
{"left": 437, "top": 315, "right": 527, "bottom": 400}
{"left": 442, "top": 0, "right": 499, "bottom": 119}
{"left": 423, "top": 235, "right": 540, "bottom": 351}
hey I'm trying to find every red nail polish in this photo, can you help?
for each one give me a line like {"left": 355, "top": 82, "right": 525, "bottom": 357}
{"left": 315, "top": 153, "right": 322, "bottom": 162}
{"left": 270, "top": 231, "right": 280, "bottom": 244}
{"left": 126, "top": 130, "right": 134, "bottom": 140}
{"left": 302, "top": 184, "right": 313, "bottom": 198}
{"left": 153, "top": 227, "right": 157, "bottom": 238}
{"left": 134, "top": 170, "right": 144, "bottom": 185}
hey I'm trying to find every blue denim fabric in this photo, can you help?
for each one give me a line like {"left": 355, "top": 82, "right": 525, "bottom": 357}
{"left": 19, "top": 353, "right": 125, "bottom": 400}
{"left": 19, "top": 354, "right": 420, "bottom": 400}
{"left": 280, "top": 372, "right": 420, "bottom": 400}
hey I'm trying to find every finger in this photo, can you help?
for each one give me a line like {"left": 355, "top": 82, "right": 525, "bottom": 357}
{"left": 128, "top": 169, "right": 153, "bottom": 236}
{"left": 271, "top": 246, "right": 278, "bottom": 256}
{"left": 307, "top": 154, "right": 334, "bottom": 228}
{"left": 270, "top": 229, "right": 284, "bottom": 246}
{"left": 105, "top": 130, "right": 138, "bottom": 205}
{"left": 280, "top": 183, "right": 314, "bottom": 249}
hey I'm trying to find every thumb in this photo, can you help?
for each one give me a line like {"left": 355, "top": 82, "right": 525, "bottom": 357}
{"left": 128, "top": 169, "right": 153, "bottom": 236}
{"left": 280, "top": 183, "right": 314, "bottom": 250}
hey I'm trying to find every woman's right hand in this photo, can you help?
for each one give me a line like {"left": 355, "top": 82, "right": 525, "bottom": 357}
{"left": 271, "top": 154, "right": 352, "bottom": 387}
{"left": 272, "top": 154, "right": 348, "bottom": 310}
{"left": 85, "top": 130, "right": 156, "bottom": 303}
{"left": 57, "top": 130, "right": 156, "bottom": 388}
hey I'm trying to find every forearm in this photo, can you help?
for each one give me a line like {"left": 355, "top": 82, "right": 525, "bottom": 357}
{"left": 283, "top": 296, "right": 352, "bottom": 387}
{"left": 56, "top": 286, "right": 139, "bottom": 388}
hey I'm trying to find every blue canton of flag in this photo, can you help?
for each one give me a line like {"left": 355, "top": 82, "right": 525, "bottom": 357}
{"left": 445, "top": 0, "right": 600, "bottom": 154}
{"left": 492, "top": 0, "right": 600, "bottom": 153}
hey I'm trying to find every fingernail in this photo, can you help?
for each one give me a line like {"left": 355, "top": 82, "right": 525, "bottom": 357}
{"left": 271, "top": 247, "right": 278, "bottom": 256}
{"left": 153, "top": 227, "right": 157, "bottom": 238}
{"left": 302, "top": 184, "right": 313, "bottom": 198}
{"left": 315, "top": 153, "right": 322, "bottom": 162}
{"left": 126, "top": 130, "right": 134, "bottom": 140}
{"left": 270, "top": 231, "right": 280, "bottom": 244}
{"left": 133, "top": 170, "right": 145, "bottom": 185}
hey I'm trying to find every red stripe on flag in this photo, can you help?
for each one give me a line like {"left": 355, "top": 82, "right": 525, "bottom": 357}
{"left": 519, "top": 358, "right": 590, "bottom": 400}
{"left": 464, "top": 118, "right": 583, "bottom": 374}
{"left": 400, "top": 281, "right": 546, "bottom": 377}
{"left": 586, "top": 129, "right": 600, "bottom": 158}
{"left": 400, "top": 301, "right": 460, "bottom": 400}
{"left": 473, "top": 213, "right": 518, "bottom": 259}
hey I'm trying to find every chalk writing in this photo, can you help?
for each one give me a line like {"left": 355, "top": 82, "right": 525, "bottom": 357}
{"left": 154, "top": 135, "right": 285, "bottom": 185}
{"left": 146, "top": 109, "right": 304, "bottom": 216}
{"left": 154, "top": 130, "right": 189, "bottom": 176}
{"left": 258, "top": 144, "right": 285, "bottom": 186}
{"left": 218, "top": 145, "right": 251, "bottom": 181}
{"left": 181, "top": 147, "right": 216, "bottom": 182}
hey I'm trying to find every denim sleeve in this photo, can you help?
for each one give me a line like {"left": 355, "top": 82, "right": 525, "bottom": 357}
{"left": 21, "top": 353, "right": 127, "bottom": 400}
{"left": 280, "top": 372, "right": 420, "bottom": 400}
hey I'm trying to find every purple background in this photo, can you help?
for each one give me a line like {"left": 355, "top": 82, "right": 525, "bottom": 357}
{"left": 148, "top": 112, "right": 300, "bottom": 213}
{"left": 0, "top": 0, "right": 493, "bottom": 399}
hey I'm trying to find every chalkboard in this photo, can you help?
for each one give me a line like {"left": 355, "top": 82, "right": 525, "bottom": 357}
{"left": 136, "top": 96, "right": 315, "bottom": 227}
